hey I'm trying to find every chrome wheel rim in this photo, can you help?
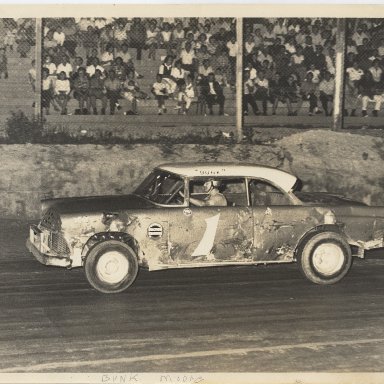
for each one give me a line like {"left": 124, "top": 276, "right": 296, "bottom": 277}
{"left": 312, "top": 243, "right": 345, "bottom": 276}
{"left": 96, "top": 251, "right": 129, "bottom": 284}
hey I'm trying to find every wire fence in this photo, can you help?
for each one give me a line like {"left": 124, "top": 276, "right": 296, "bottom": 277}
{"left": 40, "top": 17, "right": 237, "bottom": 117}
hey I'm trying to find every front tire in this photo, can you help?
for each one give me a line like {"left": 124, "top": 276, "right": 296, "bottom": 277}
{"left": 84, "top": 240, "right": 139, "bottom": 293}
{"left": 297, "top": 231, "right": 352, "bottom": 285}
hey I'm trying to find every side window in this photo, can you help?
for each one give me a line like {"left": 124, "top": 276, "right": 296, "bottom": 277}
{"left": 188, "top": 178, "right": 248, "bottom": 207}
{"left": 248, "top": 179, "right": 292, "bottom": 206}
{"left": 221, "top": 178, "right": 248, "bottom": 207}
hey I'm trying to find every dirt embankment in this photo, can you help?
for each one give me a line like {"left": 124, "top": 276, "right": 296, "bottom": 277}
{"left": 0, "top": 129, "right": 383, "bottom": 218}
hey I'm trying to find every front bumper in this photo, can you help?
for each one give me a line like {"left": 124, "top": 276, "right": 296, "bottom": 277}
{"left": 26, "top": 225, "right": 71, "bottom": 268}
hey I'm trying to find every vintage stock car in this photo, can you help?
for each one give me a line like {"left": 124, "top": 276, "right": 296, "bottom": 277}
{"left": 27, "top": 162, "right": 384, "bottom": 293}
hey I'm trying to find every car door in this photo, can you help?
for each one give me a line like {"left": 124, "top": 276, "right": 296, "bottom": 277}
{"left": 248, "top": 178, "right": 302, "bottom": 262}
{"left": 168, "top": 177, "right": 254, "bottom": 265}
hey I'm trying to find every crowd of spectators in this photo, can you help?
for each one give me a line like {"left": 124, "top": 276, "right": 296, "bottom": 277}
{"left": 38, "top": 17, "right": 236, "bottom": 116}
{"left": 243, "top": 18, "right": 384, "bottom": 117}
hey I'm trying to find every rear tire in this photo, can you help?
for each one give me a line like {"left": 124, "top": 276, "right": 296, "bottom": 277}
{"left": 84, "top": 240, "right": 139, "bottom": 293}
{"left": 297, "top": 231, "right": 352, "bottom": 285}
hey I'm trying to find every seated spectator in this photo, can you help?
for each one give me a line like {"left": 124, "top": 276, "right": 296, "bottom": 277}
{"left": 123, "top": 70, "right": 149, "bottom": 100}
{"left": 73, "top": 67, "right": 90, "bottom": 115}
{"left": 346, "top": 37, "right": 358, "bottom": 55}
{"left": 99, "top": 24, "right": 114, "bottom": 53}
{"left": 311, "top": 25, "right": 323, "bottom": 46}
{"left": 72, "top": 56, "right": 84, "bottom": 79}
{"left": 270, "top": 73, "right": 297, "bottom": 116}
{"left": 260, "top": 59, "right": 275, "bottom": 81}
{"left": 172, "top": 22, "right": 185, "bottom": 49}
{"left": 302, "top": 35, "right": 316, "bottom": 69}
{"left": 43, "top": 55, "right": 57, "bottom": 78}
{"left": 352, "top": 24, "right": 369, "bottom": 48}
{"left": 368, "top": 59, "right": 383, "bottom": 87}
{"left": 44, "top": 29, "right": 58, "bottom": 51}
{"left": 306, "top": 63, "right": 321, "bottom": 84}
{"left": 200, "top": 72, "right": 226, "bottom": 116}
{"left": 243, "top": 70, "right": 260, "bottom": 116}
{"left": 152, "top": 73, "right": 169, "bottom": 115}
{"left": 181, "top": 32, "right": 197, "bottom": 51}
{"left": 318, "top": 71, "right": 335, "bottom": 116}
{"left": 85, "top": 48, "right": 99, "bottom": 66}
{"left": 86, "top": 57, "right": 105, "bottom": 78}
{"left": 83, "top": 25, "right": 99, "bottom": 58}
{"left": 244, "top": 34, "right": 256, "bottom": 56}
{"left": 253, "top": 28, "right": 264, "bottom": 48}
{"left": 296, "top": 72, "right": 320, "bottom": 115}
{"left": 53, "top": 25, "right": 65, "bottom": 47}
{"left": 215, "top": 67, "right": 229, "bottom": 88}
{"left": 359, "top": 71, "right": 382, "bottom": 117}
{"left": 113, "top": 20, "right": 128, "bottom": 50}
{"left": 325, "top": 47, "right": 336, "bottom": 75}
{"left": 291, "top": 45, "right": 306, "bottom": 83}
{"left": 313, "top": 45, "right": 326, "bottom": 72}
{"left": 198, "top": 59, "right": 214, "bottom": 82}
{"left": 104, "top": 69, "right": 122, "bottom": 115}
{"left": 145, "top": 19, "right": 159, "bottom": 60}
{"left": 54, "top": 71, "right": 71, "bottom": 115}
{"left": 263, "top": 23, "right": 275, "bottom": 46}
{"left": 113, "top": 56, "right": 128, "bottom": 82}
{"left": 160, "top": 22, "right": 173, "bottom": 50}
{"left": 170, "top": 60, "right": 186, "bottom": 86}
{"left": 89, "top": 69, "right": 107, "bottom": 115}
{"left": 159, "top": 55, "right": 177, "bottom": 96}
{"left": 121, "top": 80, "right": 139, "bottom": 115}
{"left": 57, "top": 56, "right": 73, "bottom": 79}
{"left": 195, "top": 33, "right": 209, "bottom": 52}
{"left": 196, "top": 45, "right": 211, "bottom": 65}
{"left": 100, "top": 43, "right": 115, "bottom": 71}
{"left": 116, "top": 43, "right": 132, "bottom": 67}
{"left": 254, "top": 70, "right": 269, "bottom": 115}
{"left": 175, "top": 75, "right": 195, "bottom": 114}
{"left": 284, "top": 36, "right": 297, "bottom": 55}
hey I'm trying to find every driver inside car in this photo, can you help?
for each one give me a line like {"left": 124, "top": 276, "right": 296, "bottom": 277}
{"left": 180, "top": 179, "right": 228, "bottom": 207}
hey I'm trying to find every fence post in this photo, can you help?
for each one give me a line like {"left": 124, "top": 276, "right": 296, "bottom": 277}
{"left": 236, "top": 17, "right": 243, "bottom": 143}
{"left": 34, "top": 18, "right": 42, "bottom": 120}
{"left": 332, "top": 18, "right": 346, "bottom": 131}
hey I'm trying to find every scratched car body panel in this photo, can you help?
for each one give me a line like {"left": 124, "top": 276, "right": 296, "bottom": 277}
{"left": 26, "top": 162, "right": 384, "bottom": 293}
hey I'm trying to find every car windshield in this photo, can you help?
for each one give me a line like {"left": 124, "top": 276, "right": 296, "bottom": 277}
{"left": 134, "top": 169, "right": 184, "bottom": 205}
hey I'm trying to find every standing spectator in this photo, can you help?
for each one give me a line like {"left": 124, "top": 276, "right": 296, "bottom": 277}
{"left": 71, "top": 56, "right": 84, "bottom": 78}
{"left": 180, "top": 41, "right": 197, "bottom": 79}
{"left": 41, "top": 67, "right": 53, "bottom": 115}
{"left": 4, "top": 23, "right": 17, "bottom": 52}
{"left": 28, "top": 59, "right": 36, "bottom": 94}
{"left": 170, "top": 60, "right": 186, "bottom": 87}
{"left": 44, "top": 29, "right": 58, "bottom": 51}
{"left": 89, "top": 69, "right": 108, "bottom": 115}
{"left": 159, "top": 55, "right": 177, "bottom": 96}
{"left": 145, "top": 20, "right": 159, "bottom": 61}
{"left": 244, "top": 34, "right": 256, "bottom": 56}
{"left": 114, "top": 20, "right": 128, "bottom": 50}
{"left": 54, "top": 71, "right": 71, "bottom": 115}
{"left": 226, "top": 34, "right": 238, "bottom": 85}
{"left": 73, "top": 67, "right": 90, "bottom": 115}
{"left": 325, "top": 47, "right": 336, "bottom": 75}
{"left": 129, "top": 18, "right": 146, "bottom": 60}
{"left": 0, "top": 48, "right": 8, "bottom": 79}
{"left": 160, "top": 22, "right": 173, "bottom": 50}
{"left": 291, "top": 45, "right": 306, "bottom": 83}
{"left": 82, "top": 25, "right": 100, "bottom": 58}
{"left": 302, "top": 35, "right": 316, "bottom": 69}
{"left": 215, "top": 67, "right": 229, "bottom": 88}
{"left": 271, "top": 73, "right": 297, "bottom": 116}
{"left": 201, "top": 72, "right": 225, "bottom": 115}
{"left": 172, "top": 22, "right": 185, "bottom": 49}
{"left": 113, "top": 57, "right": 128, "bottom": 82}
{"left": 116, "top": 43, "right": 132, "bottom": 66}
{"left": 152, "top": 73, "right": 168, "bottom": 115}
{"left": 99, "top": 24, "right": 114, "bottom": 53}
{"left": 16, "top": 26, "right": 32, "bottom": 58}
{"left": 243, "top": 70, "right": 260, "bottom": 116}
{"left": 254, "top": 71, "right": 269, "bottom": 115}
{"left": 368, "top": 59, "right": 383, "bottom": 86}
{"left": 104, "top": 69, "right": 122, "bottom": 115}
{"left": 53, "top": 25, "right": 65, "bottom": 47}
{"left": 318, "top": 71, "right": 335, "bottom": 116}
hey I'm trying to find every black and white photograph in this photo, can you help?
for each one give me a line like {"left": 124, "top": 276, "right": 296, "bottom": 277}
{"left": 0, "top": 4, "right": 384, "bottom": 384}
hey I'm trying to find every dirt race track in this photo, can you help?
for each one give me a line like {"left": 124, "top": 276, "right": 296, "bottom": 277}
{"left": 0, "top": 220, "right": 384, "bottom": 373}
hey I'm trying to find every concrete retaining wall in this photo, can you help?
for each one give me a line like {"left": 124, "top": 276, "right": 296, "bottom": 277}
{"left": 1, "top": 130, "right": 384, "bottom": 219}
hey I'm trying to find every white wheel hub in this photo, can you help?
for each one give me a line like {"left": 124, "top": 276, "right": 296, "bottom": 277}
{"left": 96, "top": 251, "right": 129, "bottom": 284}
{"left": 312, "top": 243, "right": 345, "bottom": 276}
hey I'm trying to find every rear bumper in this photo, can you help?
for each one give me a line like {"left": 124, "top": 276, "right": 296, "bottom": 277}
{"left": 26, "top": 225, "right": 71, "bottom": 268}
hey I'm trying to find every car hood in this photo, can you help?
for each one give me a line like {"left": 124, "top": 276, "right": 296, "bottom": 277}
{"left": 41, "top": 194, "right": 155, "bottom": 215}
{"left": 295, "top": 192, "right": 366, "bottom": 206}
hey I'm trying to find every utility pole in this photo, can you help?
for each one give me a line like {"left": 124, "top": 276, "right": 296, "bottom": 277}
{"left": 236, "top": 17, "right": 243, "bottom": 142}
{"left": 34, "top": 18, "right": 42, "bottom": 120}
{"left": 332, "top": 18, "right": 346, "bottom": 131}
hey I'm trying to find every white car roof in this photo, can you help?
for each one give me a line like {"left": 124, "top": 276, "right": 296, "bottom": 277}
{"left": 157, "top": 162, "right": 298, "bottom": 193}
